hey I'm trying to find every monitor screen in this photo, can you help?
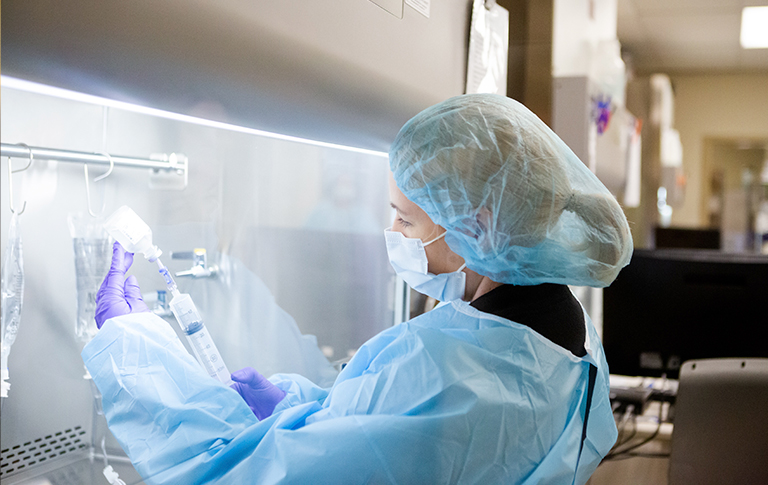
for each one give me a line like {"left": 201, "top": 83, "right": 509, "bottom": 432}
{"left": 654, "top": 227, "right": 720, "bottom": 250}
{"left": 602, "top": 249, "right": 768, "bottom": 378}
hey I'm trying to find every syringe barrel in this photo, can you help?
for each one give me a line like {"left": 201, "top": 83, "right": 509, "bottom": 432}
{"left": 185, "top": 325, "right": 232, "bottom": 386}
{"left": 169, "top": 293, "right": 201, "bottom": 333}
{"left": 169, "top": 293, "right": 232, "bottom": 385}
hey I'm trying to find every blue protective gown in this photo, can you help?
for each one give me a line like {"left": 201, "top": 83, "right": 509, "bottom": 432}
{"left": 82, "top": 299, "right": 617, "bottom": 484}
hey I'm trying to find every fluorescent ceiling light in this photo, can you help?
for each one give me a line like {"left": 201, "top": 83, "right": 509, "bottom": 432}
{"left": 0, "top": 76, "right": 388, "bottom": 158}
{"left": 741, "top": 6, "right": 768, "bottom": 49}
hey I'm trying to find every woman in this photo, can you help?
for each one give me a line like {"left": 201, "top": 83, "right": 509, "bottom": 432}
{"left": 88, "top": 94, "right": 631, "bottom": 484}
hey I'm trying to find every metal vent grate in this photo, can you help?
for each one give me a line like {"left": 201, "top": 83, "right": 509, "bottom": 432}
{"left": 0, "top": 425, "right": 88, "bottom": 478}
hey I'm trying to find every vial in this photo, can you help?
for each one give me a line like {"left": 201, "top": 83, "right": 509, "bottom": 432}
{"left": 103, "top": 206, "right": 163, "bottom": 262}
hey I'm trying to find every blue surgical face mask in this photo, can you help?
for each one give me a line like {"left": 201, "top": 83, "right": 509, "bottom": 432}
{"left": 385, "top": 228, "right": 467, "bottom": 302}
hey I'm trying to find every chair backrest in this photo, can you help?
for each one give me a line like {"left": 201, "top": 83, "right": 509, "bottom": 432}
{"left": 669, "top": 358, "right": 768, "bottom": 485}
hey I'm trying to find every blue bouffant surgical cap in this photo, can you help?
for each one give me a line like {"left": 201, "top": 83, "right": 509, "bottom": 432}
{"left": 390, "top": 94, "right": 632, "bottom": 287}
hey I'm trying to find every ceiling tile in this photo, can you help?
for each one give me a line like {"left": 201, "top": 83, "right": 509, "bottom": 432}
{"left": 628, "top": 0, "right": 749, "bottom": 14}
{"left": 739, "top": 48, "right": 768, "bottom": 68}
{"left": 613, "top": 0, "right": 767, "bottom": 73}
{"left": 640, "top": 12, "right": 742, "bottom": 47}
{"left": 617, "top": 16, "right": 646, "bottom": 44}
{"left": 663, "top": 47, "right": 740, "bottom": 65}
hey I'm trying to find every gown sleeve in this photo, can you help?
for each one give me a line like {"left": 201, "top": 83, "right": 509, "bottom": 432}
{"left": 82, "top": 313, "right": 458, "bottom": 484}
{"left": 83, "top": 306, "right": 610, "bottom": 484}
{"left": 268, "top": 373, "right": 330, "bottom": 413}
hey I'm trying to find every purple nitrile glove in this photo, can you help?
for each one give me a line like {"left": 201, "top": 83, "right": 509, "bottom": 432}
{"left": 230, "top": 367, "right": 287, "bottom": 420}
{"left": 95, "top": 241, "right": 150, "bottom": 329}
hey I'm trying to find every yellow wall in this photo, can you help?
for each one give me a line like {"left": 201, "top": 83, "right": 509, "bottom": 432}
{"left": 669, "top": 73, "right": 768, "bottom": 227}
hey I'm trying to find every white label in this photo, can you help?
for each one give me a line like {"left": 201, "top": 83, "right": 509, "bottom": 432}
{"left": 466, "top": 0, "right": 509, "bottom": 95}
{"left": 405, "top": 0, "right": 430, "bottom": 18}
{"left": 106, "top": 207, "right": 151, "bottom": 246}
{"left": 121, "top": 218, "right": 148, "bottom": 244}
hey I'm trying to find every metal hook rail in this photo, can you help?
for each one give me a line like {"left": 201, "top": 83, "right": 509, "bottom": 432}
{"left": 6, "top": 143, "right": 34, "bottom": 215}
{"left": 1, "top": 143, "right": 187, "bottom": 173}
{"left": 84, "top": 153, "right": 116, "bottom": 217}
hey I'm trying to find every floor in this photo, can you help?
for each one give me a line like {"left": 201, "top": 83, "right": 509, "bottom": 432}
{"left": 588, "top": 418, "right": 672, "bottom": 485}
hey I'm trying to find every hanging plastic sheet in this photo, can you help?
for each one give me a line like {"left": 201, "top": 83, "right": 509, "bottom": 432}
{"left": 1, "top": 213, "right": 24, "bottom": 399}
{"left": 68, "top": 213, "right": 112, "bottom": 343}
{"left": 466, "top": 0, "right": 510, "bottom": 95}
{"left": 183, "top": 251, "right": 339, "bottom": 388}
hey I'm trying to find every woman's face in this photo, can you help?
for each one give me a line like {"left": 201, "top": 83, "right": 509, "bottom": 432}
{"left": 388, "top": 174, "right": 465, "bottom": 275}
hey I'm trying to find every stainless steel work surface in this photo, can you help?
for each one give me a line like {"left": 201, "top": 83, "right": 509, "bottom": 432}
{"left": 1, "top": 452, "right": 144, "bottom": 485}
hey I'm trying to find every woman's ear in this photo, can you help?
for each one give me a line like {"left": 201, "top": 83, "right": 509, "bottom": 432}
{"left": 458, "top": 207, "right": 494, "bottom": 240}
{"left": 475, "top": 207, "right": 494, "bottom": 235}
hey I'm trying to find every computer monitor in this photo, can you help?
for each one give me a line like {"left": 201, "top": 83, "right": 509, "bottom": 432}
{"left": 602, "top": 249, "right": 768, "bottom": 378}
{"left": 654, "top": 227, "right": 720, "bottom": 250}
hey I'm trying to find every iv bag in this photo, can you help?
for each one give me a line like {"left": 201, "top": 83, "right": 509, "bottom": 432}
{"left": 2, "top": 213, "right": 24, "bottom": 396}
{"left": 68, "top": 213, "right": 112, "bottom": 343}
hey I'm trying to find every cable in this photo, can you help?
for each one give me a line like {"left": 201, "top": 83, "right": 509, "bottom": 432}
{"left": 616, "top": 415, "right": 637, "bottom": 449}
{"left": 605, "top": 401, "right": 664, "bottom": 460}
{"left": 606, "top": 405, "right": 636, "bottom": 458}
{"left": 607, "top": 375, "right": 670, "bottom": 459}
{"left": 604, "top": 450, "right": 671, "bottom": 462}
{"left": 609, "top": 418, "right": 662, "bottom": 457}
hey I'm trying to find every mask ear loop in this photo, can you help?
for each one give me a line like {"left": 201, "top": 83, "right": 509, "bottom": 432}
{"left": 424, "top": 231, "right": 466, "bottom": 273}
{"left": 423, "top": 231, "right": 447, "bottom": 246}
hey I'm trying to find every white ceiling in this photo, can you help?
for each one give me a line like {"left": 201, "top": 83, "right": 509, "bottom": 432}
{"left": 617, "top": 0, "right": 768, "bottom": 74}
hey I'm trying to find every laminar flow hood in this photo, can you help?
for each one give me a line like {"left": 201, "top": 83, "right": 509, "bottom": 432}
{"left": 2, "top": 0, "right": 472, "bottom": 151}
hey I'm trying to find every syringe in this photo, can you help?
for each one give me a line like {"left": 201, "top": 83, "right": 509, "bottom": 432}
{"left": 156, "top": 260, "right": 233, "bottom": 386}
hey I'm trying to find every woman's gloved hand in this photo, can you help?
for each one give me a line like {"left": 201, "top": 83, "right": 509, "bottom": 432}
{"left": 95, "top": 242, "right": 150, "bottom": 329}
{"left": 230, "top": 367, "right": 287, "bottom": 420}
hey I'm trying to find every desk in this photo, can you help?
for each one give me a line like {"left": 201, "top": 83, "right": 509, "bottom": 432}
{"left": 588, "top": 376, "right": 676, "bottom": 485}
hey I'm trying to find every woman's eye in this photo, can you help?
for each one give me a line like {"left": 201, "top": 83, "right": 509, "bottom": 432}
{"left": 397, "top": 218, "right": 411, "bottom": 228}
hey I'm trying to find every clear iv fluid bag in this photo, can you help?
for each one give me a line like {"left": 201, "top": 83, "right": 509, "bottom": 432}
{"left": 1, "top": 214, "right": 24, "bottom": 352}
{"left": 2, "top": 213, "right": 24, "bottom": 396}
{"left": 69, "top": 213, "right": 112, "bottom": 343}
{"left": 170, "top": 293, "right": 232, "bottom": 385}
{"left": 103, "top": 206, "right": 162, "bottom": 262}
{"left": 72, "top": 238, "right": 111, "bottom": 342}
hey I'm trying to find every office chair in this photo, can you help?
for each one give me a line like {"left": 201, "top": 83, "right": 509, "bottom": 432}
{"left": 669, "top": 358, "right": 768, "bottom": 485}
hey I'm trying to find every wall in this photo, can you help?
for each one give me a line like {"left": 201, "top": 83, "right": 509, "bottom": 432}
{"left": 499, "top": 0, "right": 553, "bottom": 126}
{"left": 669, "top": 73, "right": 768, "bottom": 227}
{"left": 704, "top": 140, "right": 766, "bottom": 252}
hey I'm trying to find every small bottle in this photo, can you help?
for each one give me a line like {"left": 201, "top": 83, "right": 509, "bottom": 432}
{"left": 103, "top": 206, "right": 163, "bottom": 262}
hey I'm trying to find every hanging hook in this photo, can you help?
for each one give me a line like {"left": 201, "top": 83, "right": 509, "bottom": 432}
{"left": 84, "top": 152, "right": 115, "bottom": 217}
{"left": 7, "top": 143, "right": 34, "bottom": 215}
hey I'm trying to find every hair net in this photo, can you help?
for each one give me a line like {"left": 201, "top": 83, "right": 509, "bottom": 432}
{"left": 390, "top": 94, "right": 632, "bottom": 288}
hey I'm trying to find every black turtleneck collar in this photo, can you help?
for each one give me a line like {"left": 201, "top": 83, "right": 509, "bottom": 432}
{"left": 470, "top": 284, "right": 587, "bottom": 357}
